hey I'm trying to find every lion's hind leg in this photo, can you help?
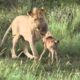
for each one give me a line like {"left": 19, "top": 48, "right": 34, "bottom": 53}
{"left": 11, "top": 34, "right": 20, "bottom": 58}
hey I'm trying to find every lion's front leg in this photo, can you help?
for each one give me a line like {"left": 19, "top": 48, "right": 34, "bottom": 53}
{"left": 23, "top": 42, "right": 34, "bottom": 59}
{"left": 29, "top": 38, "right": 39, "bottom": 60}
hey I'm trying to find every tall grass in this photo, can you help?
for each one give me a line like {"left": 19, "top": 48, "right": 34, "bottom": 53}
{"left": 0, "top": 58, "right": 80, "bottom": 80}
{"left": 0, "top": 2, "right": 80, "bottom": 80}
{"left": 48, "top": 4, "right": 80, "bottom": 56}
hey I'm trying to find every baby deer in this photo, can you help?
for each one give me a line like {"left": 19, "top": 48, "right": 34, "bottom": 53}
{"left": 39, "top": 36, "right": 59, "bottom": 64}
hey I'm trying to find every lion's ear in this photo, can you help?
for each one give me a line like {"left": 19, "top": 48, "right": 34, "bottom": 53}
{"left": 27, "top": 10, "right": 32, "bottom": 16}
{"left": 28, "top": 7, "right": 37, "bottom": 16}
{"left": 28, "top": 7, "right": 45, "bottom": 16}
{"left": 41, "top": 7, "right": 45, "bottom": 13}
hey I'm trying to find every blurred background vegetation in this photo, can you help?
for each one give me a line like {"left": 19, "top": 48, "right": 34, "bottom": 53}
{"left": 0, "top": 0, "right": 80, "bottom": 80}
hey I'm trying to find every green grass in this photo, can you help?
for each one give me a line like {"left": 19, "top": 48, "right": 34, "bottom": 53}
{"left": 0, "top": 2, "right": 80, "bottom": 80}
{"left": 0, "top": 57, "right": 80, "bottom": 80}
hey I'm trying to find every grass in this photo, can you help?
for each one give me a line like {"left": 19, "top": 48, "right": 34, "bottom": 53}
{"left": 0, "top": 57, "right": 80, "bottom": 80}
{"left": 0, "top": 2, "right": 80, "bottom": 80}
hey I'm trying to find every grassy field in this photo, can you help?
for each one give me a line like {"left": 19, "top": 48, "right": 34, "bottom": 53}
{"left": 0, "top": 1, "right": 80, "bottom": 80}
{"left": 0, "top": 57, "right": 80, "bottom": 80}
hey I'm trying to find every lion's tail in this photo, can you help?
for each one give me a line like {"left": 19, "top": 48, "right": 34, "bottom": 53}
{"left": 0, "top": 25, "right": 11, "bottom": 47}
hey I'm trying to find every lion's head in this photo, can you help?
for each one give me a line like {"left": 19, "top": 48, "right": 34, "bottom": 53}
{"left": 28, "top": 7, "right": 48, "bottom": 35}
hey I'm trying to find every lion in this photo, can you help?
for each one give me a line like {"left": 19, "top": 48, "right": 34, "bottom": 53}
{"left": 0, "top": 7, "right": 48, "bottom": 60}
{"left": 39, "top": 32, "right": 59, "bottom": 64}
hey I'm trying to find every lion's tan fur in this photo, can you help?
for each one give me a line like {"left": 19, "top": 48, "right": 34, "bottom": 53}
{"left": 0, "top": 7, "right": 48, "bottom": 60}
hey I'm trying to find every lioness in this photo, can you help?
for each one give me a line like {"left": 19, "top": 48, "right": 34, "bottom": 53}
{"left": 39, "top": 32, "right": 59, "bottom": 64}
{"left": 0, "top": 7, "right": 48, "bottom": 60}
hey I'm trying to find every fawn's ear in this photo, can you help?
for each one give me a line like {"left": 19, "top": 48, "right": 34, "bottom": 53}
{"left": 55, "top": 40, "right": 60, "bottom": 44}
